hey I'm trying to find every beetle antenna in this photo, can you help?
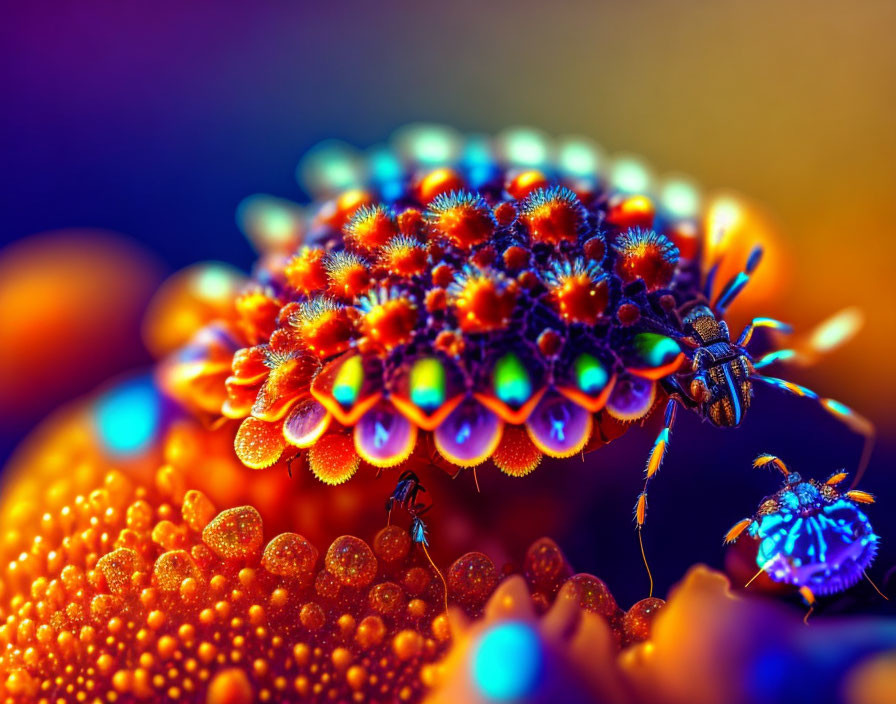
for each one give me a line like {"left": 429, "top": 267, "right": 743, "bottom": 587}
{"left": 744, "top": 565, "right": 766, "bottom": 589}
{"left": 799, "top": 586, "right": 816, "bottom": 625}
{"left": 864, "top": 570, "right": 889, "bottom": 601}
{"left": 803, "top": 604, "right": 814, "bottom": 625}
{"left": 421, "top": 542, "right": 450, "bottom": 619}
{"left": 851, "top": 428, "right": 875, "bottom": 488}
{"left": 638, "top": 528, "right": 654, "bottom": 598}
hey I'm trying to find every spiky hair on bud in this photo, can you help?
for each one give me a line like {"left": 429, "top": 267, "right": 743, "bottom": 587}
{"left": 424, "top": 190, "right": 496, "bottom": 250}
{"left": 612, "top": 227, "right": 679, "bottom": 292}
{"left": 357, "top": 287, "right": 419, "bottom": 352}
{"left": 543, "top": 257, "right": 608, "bottom": 325}
{"left": 378, "top": 235, "right": 429, "bottom": 277}
{"left": 519, "top": 185, "right": 586, "bottom": 245}
{"left": 343, "top": 204, "right": 399, "bottom": 253}
{"left": 447, "top": 265, "right": 518, "bottom": 333}
{"left": 289, "top": 296, "right": 355, "bottom": 359}
{"left": 324, "top": 251, "right": 372, "bottom": 300}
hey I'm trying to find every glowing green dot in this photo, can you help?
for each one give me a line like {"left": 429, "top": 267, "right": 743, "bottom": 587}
{"left": 557, "top": 138, "right": 603, "bottom": 177}
{"left": 610, "top": 156, "right": 651, "bottom": 194}
{"left": 298, "top": 140, "right": 362, "bottom": 194}
{"left": 661, "top": 178, "right": 700, "bottom": 219}
{"left": 501, "top": 128, "right": 549, "bottom": 167}
{"left": 574, "top": 354, "right": 609, "bottom": 395}
{"left": 333, "top": 355, "right": 364, "bottom": 407}
{"left": 633, "top": 333, "right": 681, "bottom": 368}
{"left": 410, "top": 358, "right": 446, "bottom": 411}
{"left": 493, "top": 353, "right": 532, "bottom": 407}
{"left": 194, "top": 265, "right": 234, "bottom": 300}
{"left": 393, "top": 124, "right": 460, "bottom": 165}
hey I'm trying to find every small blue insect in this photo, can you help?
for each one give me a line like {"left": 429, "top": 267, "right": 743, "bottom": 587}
{"left": 384, "top": 470, "right": 448, "bottom": 613}
{"left": 410, "top": 515, "right": 429, "bottom": 546}
{"left": 385, "top": 470, "right": 427, "bottom": 524}
{"left": 725, "top": 454, "right": 885, "bottom": 619}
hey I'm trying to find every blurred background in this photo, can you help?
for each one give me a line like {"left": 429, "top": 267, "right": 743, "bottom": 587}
{"left": 2, "top": 1, "right": 895, "bottom": 607}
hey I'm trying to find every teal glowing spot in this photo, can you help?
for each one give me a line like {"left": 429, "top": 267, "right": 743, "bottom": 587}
{"left": 823, "top": 399, "right": 851, "bottom": 418}
{"left": 194, "top": 265, "right": 235, "bottom": 300}
{"left": 610, "top": 156, "right": 651, "bottom": 193}
{"left": 236, "top": 195, "right": 302, "bottom": 247}
{"left": 472, "top": 622, "right": 542, "bottom": 701}
{"left": 574, "top": 354, "right": 609, "bottom": 394}
{"left": 633, "top": 333, "right": 681, "bottom": 368}
{"left": 410, "top": 358, "right": 446, "bottom": 411}
{"left": 259, "top": 208, "right": 295, "bottom": 241}
{"left": 462, "top": 136, "right": 498, "bottom": 187}
{"left": 298, "top": 140, "right": 361, "bottom": 193}
{"left": 493, "top": 353, "right": 532, "bottom": 406}
{"left": 502, "top": 128, "right": 549, "bottom": 167}
{"left": 395, "top": 124, "right": 460, "bottom": 165}
{"left": 333, "top": 356, "right": 364, "bottom": 407}
{"left": 754, "top": 349, "right": 796, "bottom": 369}
{"left": 660, "top": 178, "right": 700, "bottom": 218}
{"left": 557, "top": 137, "right": 603, "bottom": 177}
{"left": 94, "top": 377, "right": 161, "bottom": 456}
{"left": 462, "top": 135, "right": 493, "bottom": 166}
{"left": 367, "top": 146, "right": 404, "bottom": 182}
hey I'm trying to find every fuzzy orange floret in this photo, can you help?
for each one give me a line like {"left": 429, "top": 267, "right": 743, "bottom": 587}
{"left": 284, "top": 248, "right": 329, "bottom": 295}
{"left": 450, "top": 269, "right": 518, "bottom": 333}
{"left": 519, "top": 186, "right": 585, "bottom": 245}
{"left": 344, "top": 205, "right": 399, "bottom": 253}
{"left": 425, "top": 192, "right": 496, "bottom": 250}
{"left": 290, "top": 297, "right": 356, "bottom": 359}
{"left": 359, "top": 295, "right": 419, "bottom": 352}
{"left": 492, "top": 426, "right": 542, "bottom": 477}
{"left": 324, "top": 252, "right": 372, "bottom": 300}
{"left": 307, "top": 433, "right": 360, "bottom": 485}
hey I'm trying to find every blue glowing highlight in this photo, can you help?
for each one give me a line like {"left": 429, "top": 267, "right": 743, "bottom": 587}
{"left": 722, "top": 364, "right": 742, "bottom": 425}
{"left": 373, "top": 421, "right": 388, "bottom": 449}
{"left": 472, "top": 622, "right": 542, "bottom": 701}
{"left": 824, "top": 399, "right": 851, "bottom": 418}
{"left": 574, "top": 353, "right": 609, "bottom": 395}
{"left": 755, "top": 349, "right": 796, "bottom": 369}
{"left": 94, "top": 376, "right": 161, "bottom": 456}
{"left": 753, "top": 317, "right": 793, "bottom": 333}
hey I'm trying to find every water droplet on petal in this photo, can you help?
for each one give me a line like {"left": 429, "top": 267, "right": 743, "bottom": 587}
{"left": 202, "top": 506, "right": 264, "bottom": 561}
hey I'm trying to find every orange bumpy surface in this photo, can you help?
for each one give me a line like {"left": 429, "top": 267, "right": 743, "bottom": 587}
{"left": 0, "top": 417, "right": 663, "bottom": 703}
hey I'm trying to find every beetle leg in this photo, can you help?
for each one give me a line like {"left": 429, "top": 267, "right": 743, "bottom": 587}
{"left": 753, "top": 453, "right": 791, "bottom": 477}
{"left": 752, "top": 348, "right": 799, "bottom": 369}
{"left": 713, "top": 245, "right": 763, "bottom": 316}
{"left": 634, "top": 397, "right": 679, "bottom": 596}
{"left": 737, "top": 317, "right": 793, "bottom": 347}
{"left": 752, "top": 375, "right": 875, "bottom": 488}
{"left": 799, "top": 586, "right": 816, "bottom": 625}
{"left": 724, "top": 518, "right": 753, "bottom": 544}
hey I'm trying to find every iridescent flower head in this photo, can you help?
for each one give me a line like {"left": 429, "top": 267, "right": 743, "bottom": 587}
{"left": 162, "top": 126, "right": 709, "bottom": 481}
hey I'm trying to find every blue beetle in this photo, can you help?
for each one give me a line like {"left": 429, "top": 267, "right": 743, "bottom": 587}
{"left": 725, "top": 454, "right": 884, "bottom": 618}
